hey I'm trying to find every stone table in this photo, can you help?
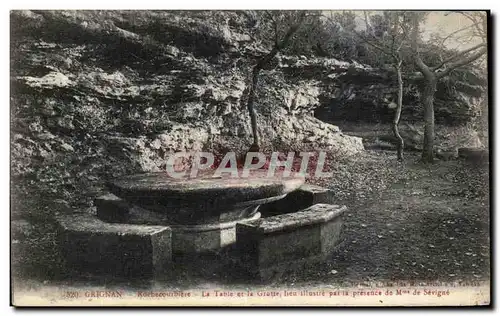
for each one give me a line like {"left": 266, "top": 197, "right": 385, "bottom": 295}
{"left": 106, "top": 169, "right": 305, "bottom": 224}
{"left": 101, "top": 169, "right": 305, "bottom": 253}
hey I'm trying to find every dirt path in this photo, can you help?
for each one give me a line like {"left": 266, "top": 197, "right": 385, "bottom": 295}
{"left": 280, "top": 150, "right": 490, "bottom": 287}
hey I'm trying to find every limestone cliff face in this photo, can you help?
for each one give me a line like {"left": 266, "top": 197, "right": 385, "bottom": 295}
{"left": 9, "top": 10, "right": 484, "bottom": 212}
{"left": 11, "top": 10, "right": 366, "bottom": 183}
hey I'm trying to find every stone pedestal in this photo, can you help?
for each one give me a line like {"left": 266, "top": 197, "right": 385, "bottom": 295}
{"left": 56, "top": 213, "right": 172, "bottom": 279}
{"left": 235, "top": 204, "right": 346, "bottom": 280}
{"left": 169, "top": 212, "right": 261, "bottom": 253}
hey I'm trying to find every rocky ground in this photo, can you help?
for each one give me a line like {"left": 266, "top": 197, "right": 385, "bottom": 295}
{"left": 286, "top": 150, "right": 490, "bottom": 287}
{"left": 11, "top": 149, "right": 490, "bottom": 290}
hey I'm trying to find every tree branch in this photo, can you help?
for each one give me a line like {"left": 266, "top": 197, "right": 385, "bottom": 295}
{"left": 355, "top": 32, "right": 392, "bottom": 55}
{"left": 390, "top": 14, "right": 397, "bottom": 53}
{"left": 276, "top": 12, "right": 307, "bottom": 50}
{"left": 436, "top": 47, "right": 487, "bottom": 78}
{"left": 459, "top": 12, "right": 486, "bottom": 41}
{"left": 410, "top": 14, "right": 434, "bottom": 79}
{"left": 439, "top": 24, "right": 476, "bottom": 45}
{"left": 326, "top": 13, "right": 407, "bottom": 63}
{"left": 432, "top": 43, "right": 487, "bottom": 71}
{"left": 254, "top": 12, "right": 307, "bottom": 72}
{"left": 363, "top": 11, "right": 372, "bottom": 34}
{"left": 264, "top": 10, "right": 280, "bottom": 47}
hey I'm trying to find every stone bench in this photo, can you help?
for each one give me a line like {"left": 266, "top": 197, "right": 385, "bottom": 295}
{"left": 235, "top": 203, "right": 346, "bottom": 280}
{"left": 56, "top": 213, "right": 172, "bottom": 279}
{"left": 259, "top": 184, "right": 335, "bottom": 217}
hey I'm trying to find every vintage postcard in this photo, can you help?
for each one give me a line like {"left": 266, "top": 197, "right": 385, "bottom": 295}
{"left": 10, "top": 9, "right": 490, "bottom": 307}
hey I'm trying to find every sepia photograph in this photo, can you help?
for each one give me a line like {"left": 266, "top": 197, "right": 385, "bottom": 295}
{"left": 9, "top": 8, "right": 490, "bottom": 307}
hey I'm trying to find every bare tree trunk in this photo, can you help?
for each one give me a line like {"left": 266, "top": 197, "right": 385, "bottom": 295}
{"left": 246, "top": 68, "right": 261, "bottom": 150}
{"left": 409, "top": 12, "right": 486, "bottom": 164}
{"left": 363, "top": 11, "right": 372, "bottom": 34}
{"left": 421, "top": 76, "right": 437, "bottom": 163}
{"left": 410, "top": 14, "right": 437, "bottom": 163}
{"left": 393, "top": 62, "right": 404, "bottom": 161}
{"left": 244, "top": 13, "right": 306, "bottom": 151}
{"left": 245, "top": 48, "right": 277, "bottom": 151}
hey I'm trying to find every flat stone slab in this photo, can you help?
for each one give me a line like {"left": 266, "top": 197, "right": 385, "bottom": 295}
{"left": 106, "top": 170, "right": 304, "bottom": 223}
{"left": 95, "top": 193, "right": 133, "bottom": 223}
{"left": 56, "top": 213, "right": 172, "bottom": 279}
{"left": 260, "top": 184, "right": 335, "bottom": 217}
{"left": 235, "top": 204, "right": 346, "bottom": 280}
{"left": 245, "top": 204, "right": 344, "bottom": 233}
